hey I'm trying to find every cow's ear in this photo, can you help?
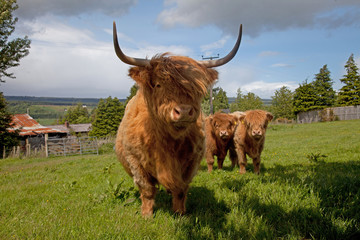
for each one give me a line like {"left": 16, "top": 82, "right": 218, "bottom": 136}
{"left": 266, "top": 112, "right": 274, "bottom": 122}
{"left": 128, "top": 66, "right": 151, "bottom": 87}
{"left": 239, "top": 114, "right": 246, "bottom": 125}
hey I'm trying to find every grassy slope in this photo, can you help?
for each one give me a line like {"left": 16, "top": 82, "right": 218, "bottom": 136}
{"left": 0, "top": 120, "right": 359, "bottom": 239}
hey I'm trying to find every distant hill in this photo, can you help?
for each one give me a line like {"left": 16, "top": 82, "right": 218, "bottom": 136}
{"left": 5, "top": 96, "right": 126, "bottom": 106}
{"left": 228, "top": 97, "right": 272, "bottom": 106}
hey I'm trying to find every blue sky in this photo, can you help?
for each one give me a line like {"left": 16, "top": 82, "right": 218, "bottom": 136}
{"left": 2, "top": 0, "right": 360, "bottom": 99}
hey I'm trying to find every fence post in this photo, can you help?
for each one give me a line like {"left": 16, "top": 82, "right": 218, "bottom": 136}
{"left": 45, "top": 134, "right": 49, "bottom": 157}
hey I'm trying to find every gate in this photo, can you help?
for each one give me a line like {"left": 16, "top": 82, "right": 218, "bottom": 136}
{"left": 46, "top": 136, "right": 99, "bottom": 157}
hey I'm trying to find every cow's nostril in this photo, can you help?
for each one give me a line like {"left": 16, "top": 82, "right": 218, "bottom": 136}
{"left": 174, "top": 108, "right": 180, "bottom": 116}
{"left": 188, "top": 108, "right": 194, "bottom": 116}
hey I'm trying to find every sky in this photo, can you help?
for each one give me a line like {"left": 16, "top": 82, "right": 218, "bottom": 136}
{"left": 1, "top": 0, "right": 360, "bottom": 99}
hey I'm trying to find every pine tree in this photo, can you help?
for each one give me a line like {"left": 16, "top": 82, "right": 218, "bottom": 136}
{"left": 270, "top": 86, "right": 294, "bottom": 119}
{"left": 212, "top": 87, "right": 229, "bottom": 112}
{"left": 0, "top": 92, "right": 19, "bottom": 157}
{"left": 89, "top": 97, "right": 125, "bottom": 137}
{"left": 338, "top": 54, "right": 360, "bottom": 106}
{"left": 293, "top": 81, "right": 318, "bottom": 114}
{"left": 313, "top": 65, "right": 336, "bottom": 108}
{"left": 0, "top": 0, "right": 31, "bottom": 82}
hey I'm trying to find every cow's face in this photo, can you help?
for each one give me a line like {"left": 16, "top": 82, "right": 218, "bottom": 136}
{"left": 129, "top": 55, "right": 218, "bottom": 137}
{"left": 210, "top": 113, "right": 237, "bottom": 140}
{"left": 239, "top": 110, "right": 273, "bottom": 140}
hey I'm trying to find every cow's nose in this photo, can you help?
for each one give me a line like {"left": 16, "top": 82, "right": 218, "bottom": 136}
{"left": 171, "top": 104, "right": 194, "bottom": 121}
{"left": 220, "top": 130, "right": 228, "bottom": 137}
{"left": 252, "top": 129, "right": 262, "bottom": 136}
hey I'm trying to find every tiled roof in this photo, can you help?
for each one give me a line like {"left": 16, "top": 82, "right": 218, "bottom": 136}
{"left": 9, "top": 114, "right": 67, "bottom": 136}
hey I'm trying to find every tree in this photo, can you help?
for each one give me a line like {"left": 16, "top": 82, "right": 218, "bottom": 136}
{"left": 270, "top": 86, "right": 295, "bottom": 119}
{"left": 0, "top": 0, "right": 31, "bottom": 83}
{"left": 60, "top": 103, "right": 90, "bottom": 124}
{"left": 313, "top": 65, "right": 336, "bottom": 108}
{"left": 230, "top": 88, "right": 264, "bottom": 112}
{"left": 89, "top": 97, "right": 125, "bottom": 137}
{"left": 292, "top": 81, "right": 318, "bottom": 114}
{"left": 337, "top": 54, "right": 360, "bottom": 106}
{"left": 0, "top": 92, "right": 19, "bottom": 157}
{"left": 212, "top": 87, "right": 229, "bottom": 112}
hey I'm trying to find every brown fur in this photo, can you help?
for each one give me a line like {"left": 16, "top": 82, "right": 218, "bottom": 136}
{"left": 115, "top": 54, "right": 218, "bottom": 216}
{"left": 229, "top": 110, "right": 273, "bottom": 174}
{"left": 205, "top": 112, "right": 238, "bottom": 172}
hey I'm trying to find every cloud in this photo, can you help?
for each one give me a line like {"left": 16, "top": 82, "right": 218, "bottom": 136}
{"left": 16, "top": 0, "right": 137, "bottom": 19}
{"left": 259, "top": 51, "right": 281, "bottom": 57}
{"left": 3, "top": 18, "right": 193, "bottom": 98}
{"left": 157, "top": 0, "right": 360, "bottom": 37}
{"left": 271, "top": 63, "right": 294, "bottom": 68}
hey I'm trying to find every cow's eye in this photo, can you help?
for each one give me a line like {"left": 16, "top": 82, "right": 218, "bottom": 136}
{"left": 156, "top": 83, "right": 161, "bottom": 88}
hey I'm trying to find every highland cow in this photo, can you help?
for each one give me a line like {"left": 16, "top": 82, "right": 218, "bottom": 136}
{"left": 205, "top": 112, "right": 238, "bottom": 172}
{"left": 229, "top": 110, "right": 273, "bottom": 174}
{"left": 113, "top": 22, "right": 242, "bottom": 216}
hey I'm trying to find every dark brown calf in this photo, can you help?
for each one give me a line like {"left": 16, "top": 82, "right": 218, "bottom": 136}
{"left": 205, "top": 112, "right": 237, "bottom": 172}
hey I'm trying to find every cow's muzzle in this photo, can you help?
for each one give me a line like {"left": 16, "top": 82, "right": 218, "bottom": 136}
{"left": 171, "top": 104, "right": 195, "bottom": 122}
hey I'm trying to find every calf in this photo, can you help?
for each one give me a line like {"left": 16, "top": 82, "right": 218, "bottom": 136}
{"left": 205, "top": 113, "right": 238, "bottom": 172}
{"left": 229, "top": 110, "right": 273, "bottom": 174}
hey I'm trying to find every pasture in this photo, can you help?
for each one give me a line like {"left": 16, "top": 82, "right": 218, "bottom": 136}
{"left": 1, "top": 120, "right": 359, "bottom": 239}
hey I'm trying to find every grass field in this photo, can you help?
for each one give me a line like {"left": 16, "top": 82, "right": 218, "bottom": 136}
{"left": 1, "top": 120, "right": 359, "bottom": 239}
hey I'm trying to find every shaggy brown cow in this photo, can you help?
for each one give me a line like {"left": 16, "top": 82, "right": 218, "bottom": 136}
{"left": 205, "top": 112, "right": 238, "bottom": 172}
{"left": 113, "top": 22, "right": 242, "bottom": 216}
{"left": 229, "top": 110, "right": 273, "bottom": 174}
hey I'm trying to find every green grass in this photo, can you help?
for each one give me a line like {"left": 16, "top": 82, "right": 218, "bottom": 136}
{"left": 1, "top": 120, "right": 359, "bottom": 239}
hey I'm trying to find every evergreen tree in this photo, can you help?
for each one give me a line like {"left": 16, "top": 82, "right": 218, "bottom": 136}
{"left": 0, "top": 0, "right": 31, "bottom": 82}
{"left": 230, "top": 88, "right": 263, "bottom": 112}
{"left": 230, "top": 88, "right": 243, "bottom": 112}
{"left": 338, "top": 54, "right": 360, "bottom": 106}
{"left": 89, "top": 97, "right": 125, "bottom": 137}
{"left": 270, "top": 86, "right": 295, "bottom": 119}
{"left": 0, "top": 92, "right": 19, "bottom": 157}
{"left": 212, "top": 87, "right": 229, "bottom": 112}
{"left": 293, "top": 81, "right": 318, "bottom": 114}
{"left": 313, "top": 64, "right": 335, "bottom": 108}
{"left": 60, "top": 103, "right": 90, "bottom": 124}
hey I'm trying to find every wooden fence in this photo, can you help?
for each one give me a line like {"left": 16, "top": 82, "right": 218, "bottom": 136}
{"left": 46, "top": 136, "right": 99, "bottom": 157}
{"left": 297, "top": 105, "right": 360, "bottom": 123}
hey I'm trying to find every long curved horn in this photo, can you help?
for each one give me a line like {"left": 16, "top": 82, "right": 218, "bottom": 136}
{"left": 199, "top": 24, "right": 242, "bottom": 68}
{"left": 113, "top": 22, "right": 150, "bottom": 67}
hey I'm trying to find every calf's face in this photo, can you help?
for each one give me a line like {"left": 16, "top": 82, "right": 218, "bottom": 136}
{"left": 239, "top": 110, "right": 273, "bottom": 140}
{"left": 129, "top": 55, "right": 218, "bottom": 137}
{"left": 210, "top": 113, "right": 237, "bottom": 140}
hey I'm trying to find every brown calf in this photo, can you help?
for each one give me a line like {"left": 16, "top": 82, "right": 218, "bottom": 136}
{"left": 205, "top": 112, "right": 238, "bottom": 172}
{"left": 229, "top": 110, "right": 273, "bottom": 174}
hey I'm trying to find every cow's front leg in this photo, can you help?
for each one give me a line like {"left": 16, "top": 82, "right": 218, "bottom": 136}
{"left": 237, "top": 149, "right": 247, "bottom": 174}
{"left": 217, "top": 157, "right": 225, "bottom": 170}
{"left": 172, "top": 187, "right": 188, "bottom": 215}
{"left": 206, "top": 152, "right": 215, "bottom": 173}
{"left": 252, "top": 156, "right": 261, "bottom": 174}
